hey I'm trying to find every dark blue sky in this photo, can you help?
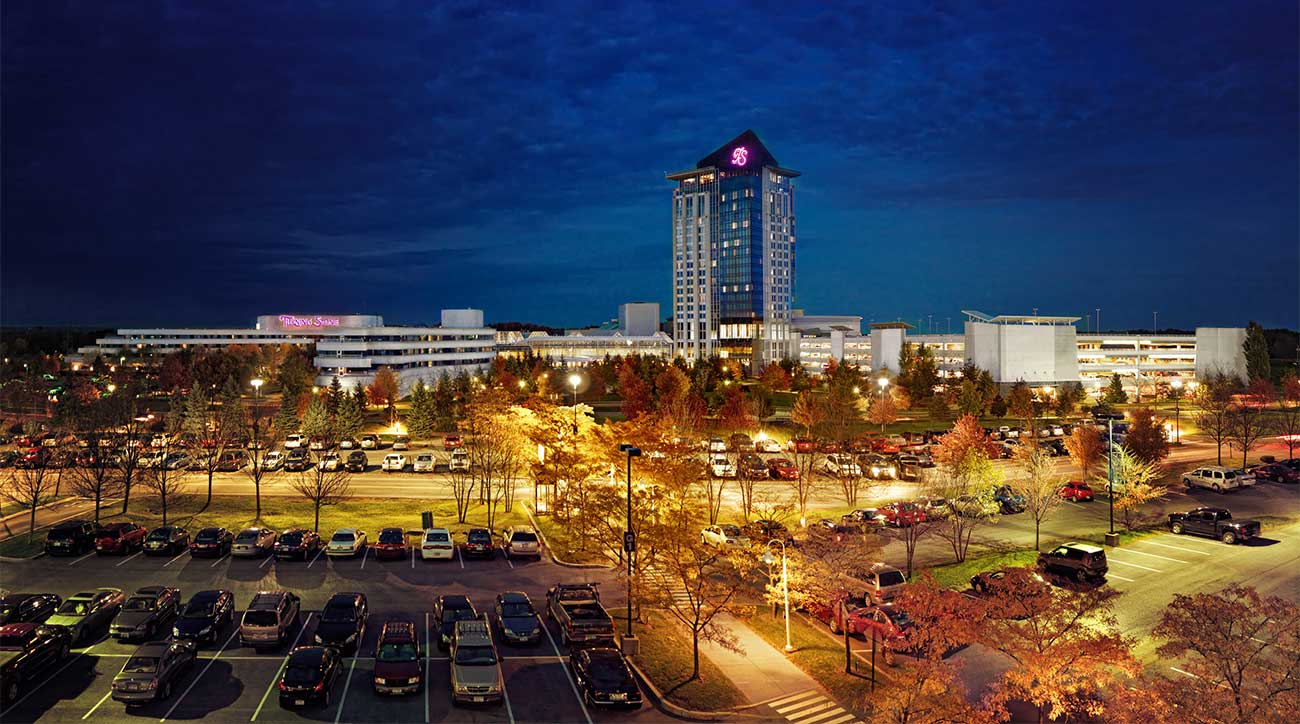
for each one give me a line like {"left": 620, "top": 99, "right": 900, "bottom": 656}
{"left": 3, "top": 0, "right": 1297, "bottom": 331}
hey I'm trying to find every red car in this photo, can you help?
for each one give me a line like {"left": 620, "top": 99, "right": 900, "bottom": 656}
{"left": 879, "top": 502, "right": 927, "bottom": 527}
{"left": 443, "top": 435, "right": 463, "bottom": 449}
{"left": 767, "top": 458, "right": 799, "bottom": 480}
{"left": 1059, "top": 480, "right": 1094, "bottom": 502}
{"left": 372, "top": 620, "right": 422, "bottom": 695}
{"left": 373, "top": 527, "right": 408, "bottom": 560}
{"left": 95, "top": 522, "right": 147, "bottom": 555}
{"left": 871, "top": 438, "right": 901, "bottom": 454}
{"left": 1251, "top": 464, "right": 1300, "bottom": 485}
{"left": 787, "top": 438, "right": 816, "bottom": 454}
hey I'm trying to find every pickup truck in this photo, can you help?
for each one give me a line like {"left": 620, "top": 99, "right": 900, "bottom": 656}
{"left": 1168, "top": 507, "right": 1261, "bottom": 545}
{"left": 545, "top": 584, "right": 614, "bottom": 647}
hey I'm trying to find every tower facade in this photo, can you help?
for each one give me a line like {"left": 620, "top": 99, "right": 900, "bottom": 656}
{"left": 667, "top": 130, "right": 798, "bottom": 371}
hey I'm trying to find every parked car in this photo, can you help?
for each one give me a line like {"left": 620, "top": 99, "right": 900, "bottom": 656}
{"left": 754, "top": 437, "right": 783, "bottom": 454}
{"left": 701, "top": 524, "right": 748, "bottom": 547}
{"left": 856, "top": 563, "right": 907, "bottom": 604}
{"left": 951, "top": 495, "right": 999, "bottom": 518}
{"left": 232, "top": 528, "right": 277, "bottom": 558}
{"left": 1038, "top": 542, "right": 1108, "bottom": 583}
{"left": 44, "top": 520, "right": 97, "bottom": 556}
{"left": 260, "top": 451, "right": 285, "bottom": 471}
{"left": 840, "top": 508, "right": 886, "bottom": 530}
{"left": 768, "top": 457, "right": 799, "bottom": 480}
{"left": 141, "top": 526, "right": 189, "bottom": 556}
{"left": 326, "top": 529, "right": 367, "bottom": 558}
{"left": 344, "top": 451, "right": 368, "bottom": 472}
{"left": 449, "top": 449, "right": 470, "bottom": 472}
{"left": 372, "top": 620, "right": 423, "bottom": 695}
{"left": 1249, "top": 463, "right": 1300, "bottom": 485}
{"left": 738, "top": 453, "right": 768, "bottom": 479}
{"left": 450, "top": 617, "right": 504, "bottom": 705}
{"left": 273, "top": 529, "right": 321, "bottom": 561}
{"left": 392, "top": 435, "right": 410, "bottom": 451}
{"left": 162, "top": 452, "right": 192, "bottom": 471}
{"left": 709, "top": 455, "right": 737, "bottom": 478}
{"left": 308, "top": 437, "right": 329, "bottom": 451}
{"left": 413, "top": 453, "right": 436, "bottom": 473}
{"left": 418, "top": 528, "right": 453, "bottom": 560}
{"left": 443, "top": 434, "right": 463, "bottom": 449}
{"left": 0, "top": 595, "right": 60, "bottom": 626}
{"left": 314, "top": 592, "right": 368, "bottom": 653}
{"left": 357, "top": 434, "right": 378, "bottom": 450}
{"left": 173, "top": 590, "right": 235, "bottom": 645}
{"left": 545, "top": 584, "right": 614, "bottom": 647}
{"left": 317, "top": 452, "right": 342, "bottom": 471}
{"left": 878, "top": 502, "right": 926, "bottom": 527}
{"left": 1183, "top": 466, "right": 1256, "bottom": 493}
{"left": 110, "top": 639, "right": 196, "bottom": 706}
{"left": 1168, "top": 507, "right": 1261, "bottom": 544}
{"left": 808, "top": 519, "right": 862, "bottom": 544}
{"left": 860, "top": 453, "right": 896, "bottom": 480}
{"left": 968, "top": 569, "right": 1052, "bottom": 618}
{"left": 190, "top": 527, "right": 233, "bottom": 558}
{"left": 495, "top": 592, "right": 541, "bottom": 645}
{"left": 382, "top": 453, "right": 407, "bottom": 472}
{"left": 284, "top": 434, "right": 306, "bottom": 449}
{"left": 95, "top": 522, "right": 148, "bottom": 555}
{"left": 823, "top": 453, "right": 862, "bottom": 477}
{"left": 111, "top": 586, "right": 182, "bottom": 642}
{"left": 373, "top": 527, "right": 408, "bottom": 560}
{"left": 240, "top": 590, "right": 301, "bottom": 650}
{"left": 990, "top": 485, "right": 1027, "bottom": 513}
{"left": 45, "top": 588, "right": 124, "bottom": 644}
{"left": 463, "top": 528, "right": 494, "bottom": 559}
{"left": 1059, "top": 480, "right": 1094, "bottom": 502}
{"left": 706, "top": 437, "right": 727, "bottom": 453}
{"left": 787, "top": 438, "right": 816, "bottom": 454}
{"left": 0, "top": 623, "right": 73, "bottom": 706}
{"left": 727, "top": 433, "right": 753, "bottom": 452}
{"left": 742, "top": 519, "right": 794, "bottom": 545}
{"left": 338, "top": 437, "right": 358, "bottom": 450}
{"left": 278, "top": 646, "right": 343, "bottom": 709}
{"left": 434, "top": 595, "right": 479, "bottom": 649}
{"left": 284, "top": 448, "right": 311, "bottom": 471}
{"left": 501, "top": 527, "right": 541, "bottom": 560}
{"left": 570, "top": 647, "right": 642, "bottom": 709}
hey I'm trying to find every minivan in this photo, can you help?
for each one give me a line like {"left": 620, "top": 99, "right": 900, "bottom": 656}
{"left": 241, "top": 591, "right": 301, "bottom": 650}
{"left": 501, "top": 527, "right": 540, "bottom": 560}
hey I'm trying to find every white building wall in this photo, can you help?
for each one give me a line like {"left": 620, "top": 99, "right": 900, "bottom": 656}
{"left": 1195, "top": 328, "right": 1248, "bottom": 382}
{"left": 618, "top": 303, "right": 660, "bottom": 337}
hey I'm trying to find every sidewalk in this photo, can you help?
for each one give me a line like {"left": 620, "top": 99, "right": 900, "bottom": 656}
{"left": 696, "top": 611, "right": 822, "bottom": 705}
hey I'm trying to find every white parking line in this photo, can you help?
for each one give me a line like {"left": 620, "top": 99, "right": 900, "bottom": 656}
{"left": 1107, "top": 558, "right": 1162, "bottom": 573}
{"left": 82, "top": 689, "right": 113, "bottom": 719}
{"left": 260, "top": 554, "right": 274, "bottom": 569}
{"left": 160, "top": 628, "right": 239, "bottom": 722}
{"left": 410, "top": 546, "right": 415, "bottom": 570}
{"left": 163, "top": 550, "right": 189, "bottom": 567}
{"left": 332, "top": 656, "right": 358, "bottom": 724}
{"left": 506, "top": 556, "right": 514, "bottom": 570}
{"left": 69, "top": 551, "right": 96, "bottom": 566}
{"left": 1107, "top": 573, "right": 1137, "bottom": 582}
{"left": 115, "top": 551, "right": 144, "bottom": 567}
{"left": 543, "top": 624, "right": 593, "bottom": 724}
{"left": 501, "top": 673, "right": 517, "bottom": 724}
{"left": 1115, "top": 548, "right": 1187, "bottom": 564}
{"left": 456, "top": 547, "right": 464, "bottom": 569}
{"left": 308, "top": 549, "right": 324, "bottom": 568}
{"left": 250, "top": 612, "right": 314, "bottom": 721}
{"left": 359, "top": 547, "right": 369, "bottom": 570}
{"left": 209, "top": 553, "right": 230, "bottom": 568}
{"left": 1140, "top": 539, "right": 1213, "bottom": 555}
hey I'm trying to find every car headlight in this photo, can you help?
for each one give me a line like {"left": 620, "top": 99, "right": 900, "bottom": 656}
{"left": 344, "top": 633, "right": 357, "bottom": 643}
{"left": 199, "top": 625, "right": 212, "bottom": 635}
{"left": 314, "top": 634, "right": 323, "bottom": 643}
{"left": 173, "top": 627, "right": 181, "bottom": 636}
{"left": 889, "top": 467, "right": 896, "bottom": 476}
{"left": 454, "top": 684, "right": 471, "bottom": 694}
{"left": 374, "top": 677, "right": 387, "bottom": 685}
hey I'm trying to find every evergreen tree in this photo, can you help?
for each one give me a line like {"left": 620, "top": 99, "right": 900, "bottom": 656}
{"left": 1007, "top": 380, "right": 1035, "bottom": 421}
{"left": 989, "top": 394, "right": 1008, "bottom": 418}
{"left": 906, "top": 345, "right": 939, "bottom": 402}
{"left": 182, "top": 387, "right": 211, "bottom": 440}
{"left": 956, "top": 379, "right": 985, "bottom": 416}
{"left": 1243, "top": 321, "right": 1271, "bottom": 383}
{"left": 1104, "top": 374, "right": 1129, "bottom": 404}
{"left": 327, "top": 376, "right": 344, "bottom": 416}
{"left": 335, "top": 389, "right": 364, "bottom": 438}
{"left": 301, "top": 394, "right": 335, "bottom": 442}
{"left": 432, "top": 374, "right": 456, "bottom": 432}
{"left": 406, "top": 380, "right": 437, "bottom": 440}
{"left": 274, "top": 391, "right": 301, "bottom": 437}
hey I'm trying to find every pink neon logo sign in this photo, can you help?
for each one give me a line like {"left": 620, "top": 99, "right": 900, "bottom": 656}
{"left": 278, "top": 315, "right": 341, "bottom": 328}
{"left": 730, "top": 146, "right": 748, "bottom": 166}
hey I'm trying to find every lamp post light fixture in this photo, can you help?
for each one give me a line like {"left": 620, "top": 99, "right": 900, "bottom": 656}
{"left": 761, "top": 540, "right": 795, "bottom": 653}
{"left": 617, "top": 443, "right": 642, "bottom": 645}
{"left": 106, "top": 384, "right": 117, "bottom": 395}
{"left": 876, "top": 377, "right": 890, "bottom": 432}
{"left": 1170, "top": 378, "right": 1184, "bottom": 443}
{"left": 568, "top": 373, "right": 582, "bottom": 429}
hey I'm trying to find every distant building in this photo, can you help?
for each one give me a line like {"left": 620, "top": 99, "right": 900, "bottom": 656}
{"left": 668, "top": 130, "right": 799, "bottom": 370}
{"left": 618, "top": 302, "right": 661, "bottom": 337}
{"left": 496, "top": 303, "right": 673, "bottom": 365}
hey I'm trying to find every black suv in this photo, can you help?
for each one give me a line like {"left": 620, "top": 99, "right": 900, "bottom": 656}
{"left": 314, "top": 592, "right": 368, "bottom": 654}
{"left": 174, "top": 589, "right": 235, "bottom": 645}
{"left": 44, "top": 520, "right": 96, "bottom": 556}
{"left": 1037, "top": 542, "right": 1108, "bottom": 583}
{"left": 285, "top": 448, "right": 311, "bottom": 472}
{"left": 344, "top": 451, "right": 368, "bottom": 472}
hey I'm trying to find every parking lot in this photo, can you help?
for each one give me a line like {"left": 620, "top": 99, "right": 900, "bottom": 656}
{"left": 0, "top": 545, "right": 667, "bottom": 724}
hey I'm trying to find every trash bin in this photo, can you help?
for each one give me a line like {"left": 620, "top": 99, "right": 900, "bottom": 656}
{"left": 421, "top": 511, "right": 433, "bottom": 530}
{"left": 620, "top": 634, "right": 639, "bottom": 656}
{"left": 1104, "top": 532, "right": 1120, "bottom": 547}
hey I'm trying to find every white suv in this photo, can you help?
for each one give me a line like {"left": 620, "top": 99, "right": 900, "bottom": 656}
{"left": 284, "top": 434, "right": 305, "bottom": 449}
{"left": 1183, "top": 466, "right": 1256, "bottom": 493}
{"left": 823, "top": 453, "right": 862, "bottom": 477}
{"left": 501, "top": 527, "right": 541, "bottom": 560}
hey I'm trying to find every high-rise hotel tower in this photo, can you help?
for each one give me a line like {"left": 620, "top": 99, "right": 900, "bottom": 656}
{"left": 667, "top": 130, "right": 799, "bottom": 371}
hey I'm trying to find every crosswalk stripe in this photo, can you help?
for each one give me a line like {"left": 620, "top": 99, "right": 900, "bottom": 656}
{"left": 777, "top": 697, "right": 833, "bottom": 716}
{"left": 766, "top": 690, "right": 820, "bottom": 708}
{"left": 818, "top": 714, "right": 857, "bottom": 724}
{"left": 787, "top": 703, "right": 838, "bottom": 722}
{"left": 796, "top": 707, "right": 853, "bottom": 724}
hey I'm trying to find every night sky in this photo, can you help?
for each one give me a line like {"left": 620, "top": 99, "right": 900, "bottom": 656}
{"left": 3, "top": 0, "right": 1297, "bottom": 331}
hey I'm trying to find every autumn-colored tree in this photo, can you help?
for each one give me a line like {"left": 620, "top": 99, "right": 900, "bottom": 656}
{"left": 460, "top": 388, "right": 528, "bottom": 531}
{"left": 1123, "top": 407, "right": 1170, "bottom": 463}
{"left": 1228, "top": 377, "right": 1275, "bottom": 469}
{"left": 1194, "top": 376, "right": 1236, "bottom": 464}
{"left": 1064, "top": 426, "right": 1104, "bottom": 481}
{"left": 717, "top": 385, "right": 756, "bottom": 431}
{"left": 931, "top": 414, "right": 1002, "bottom": 467}
{"left": 1243, "top": 322, "right": 1271, "bottom": 383}
{"left": 823, "top": 367, "right": 864, "bottom": 441}
{"left": 1277, "top": 374, "right": 1300, "bottom": 459}
{"left": 1015, "top": 443, "right": 1065, "bottom": 550}
{"left": 366, "top": 366, "right": 400, "bottom": 424}
{"left": 982, "top": 584, "right": 1138, "bottom": 724}
{"left": 653, "top": 365, "right": 703, "bottom": 432}
{"left": 790, "top": 390, "right": 825, "bottom": 438}
{"left": 1152, "top": 585, "right": 1300, "bottom": 724}
{"left": 930, "top": 415, "right": 1003, "bottom": 562}
{"left": 1104, "top": 446, "right": 1166, "bottom": 530}
{"left": 1007, "top": 380, "right": 1035, "bottom": 425}
{"left": 758, "top": 363, "right": 792, "bottom": 391}
{"left": 867, "top": 391, "right": 899, "bottom": 432}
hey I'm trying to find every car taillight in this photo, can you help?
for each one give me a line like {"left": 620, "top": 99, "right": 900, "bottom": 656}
{"left": 279, "top": 680, "right": 287, "bottom": 691}
{"left": 314, "top": 681, "right": 325, "bottom": 692}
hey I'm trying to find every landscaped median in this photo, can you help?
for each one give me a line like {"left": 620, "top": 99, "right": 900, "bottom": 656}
{"left": 742, "top": 605, "right": 876, "bottom": 718}
{"left": 0, "top": 495, "right": 532, "bottom": 558}
{"left": 525, "top": 506, "right": 613, "bottom": 566}
{"left": 612, "top": 610, "right": 747, "bottom": 716}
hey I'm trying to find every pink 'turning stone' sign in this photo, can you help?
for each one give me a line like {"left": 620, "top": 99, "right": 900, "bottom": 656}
{"left": 278, "top": 315, "right": 341, "bottom": 328}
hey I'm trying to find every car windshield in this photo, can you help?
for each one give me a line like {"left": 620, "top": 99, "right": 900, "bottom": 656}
{"left": 590, "top": 659, "right": 632, "bottom": 686}
{"left": 47, "top": 528, "right": 77, "bottom": 540}
{"left": 321, "top": 604, "right": 355, "bottom": 623}
{"left": 146, "top": 529, "right": 170, "bottom": 540}
{"left": 331, "top": 532, "right": 355, "bottom": 543}
{"left": 878, "top": 570, "right": 906, "bottom": 587}
{"left": 378, "top": 642, "right": 417, "bottom": 662}
{"left": 379, "top": 530, "right": 404, "bottom": 544}
{"left": 283, "top": 665, "right": 319, "bottom": 685}
{"left": 57, "top": 600, "right": 89, "bottom": 616}
{"left": 454, "top": 645, "right": 497, "bottom": 665}
{"left": 500, "top": 602, "right": 534, "bottom": 618}
{"left": 236, "top": 531, "right": 259, "bottom": 542}
{"left": 122, "top": 656, "right": 158, "bottom": 673}
{"left": 182, "top": 601, "right": 214, "bottom": 618}
{"left": 195, "top": 531, "right": 220, "bottom": 542}
{"left": 721, "top": 525, "right": 741, "bottom": 536}
{"left": 446, "top": 607, "right": 477, "bottom": 622}
{"left": 883, "top": 608, "right": 911, "bottom": 626}
{"left": 0, "top": 634, "right": 31, "bottom": 650}
{"left": 427, "top": 532, "right": 449, "bottom": 542}
{"left": 467, "top": 531, "right": 490, "bottom": 542}
{"left": 124, "top": 597, "right": 155, "bottom": 611}
{"left": 278, "top": 532, "right": 302, "bottom": 546}
{"left": 510, "top": 532, "right": 537, "bottom": 543}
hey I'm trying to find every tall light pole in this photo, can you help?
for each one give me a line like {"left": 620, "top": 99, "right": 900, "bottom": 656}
{"left": 568, "top": 373, "right": 581, "bottom": 431}
{"left": 618, "top": 443, "right": 641, "bottom": 642}
{"left": 1106, "top": 417, "right": 1115, "bottom": 537}
{"left": 1171, "top": 378, "right": 1183, "bottom": 444}
{"left": 762, "top": 540, "right": 794, "bottom": 652}
{"left": 876, "top": 376, "right": 890, "bottom": 432}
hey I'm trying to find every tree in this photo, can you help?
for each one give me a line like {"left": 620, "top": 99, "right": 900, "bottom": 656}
{"left": 274, "top": 391, "right": 301, "bottom": 438}
{"left": 112, "top": 388, "right": 151, "bottom": 515}
{"left": 1152, "top": 585, "right": 1300, "bottom": 724}
{"left": 1243, "top": 322, "right": 1271, "bottom": 383}
{"left": 1228, "top": 378, "right": 1275, "bottom": 469}
{"left": 868, "top": 391, "right": 899, "bottom": 432}
{"left": 289, "top": 465, "right": 353, "bottom": 533}
{"left": 335, "top": 387, "right": 365, "bottom": 439}
{"left": 326, "top": 376, "right": 344, "bottom": 416}
{"left": 716, "top": 386, "right": 755, "bottom": 432}
{"left": 1194, "top": 377, "right": 1237, "bottom": 464}
{"left": 988, "top": 394, "right": 1007, "bottom": 418}
{"left": 1104, "top": 374, "right": 1129, "bottom": 404}
{"left": 65, "top": 397, "right": 124, "bottom": 523}
{"left": 1015, "top": 443, "right": 1065, "bottom": 550}
{"left": 185, "top": 380, "right": 245, "bottom": 511}
{"left": 790, "top": 390, "right": 825, "bottom": 438}
{"left": 654, "top": 366, "right": 704, "bottom": 432}
{"left": 981, "top": 584, "right": 1138, "bottom": 724}
{"left": 367, "top": 367, "right": 400, "bottom": 424}
{"left": 1124, "top": 407, "right": 1170, "bottom": 463}
{"left": 955, "top": 378, "right": 985, "bottom": 417}
{"left": 1277, "top": 374, "right": 1300, "bottom": 459}
{"left": 758, "top": 363, "right": 791, "bottom": 391}
{"left": 1064, "top": 426, "right": 1104, "bottom": 482}
{"left": 929, "top": 415, "right": 1003, "bottom": 563}
{"left": 1054, "top": 382, "right": 1084, "bottom": 417}
{"left": 616, "top": 357, "right": 654, "bottom": 421}
{"left": 300, "top": 394, "right": 336, "bottom": 444}
{"left": 822, "top": 368, "right": 864, "bottom": 442}
{"left": 140, "top": 457, "right": 190, "bottom": 526}
{"left": 2, "top": 465, "right": 61, "bottom": 544}
{"left": 461, "top": 389, "right": 527, "bottom": 532}
{"left": 241, "top": 393, "right": 278, "bottom": 519}
{"left": 405, "top": 380, "right": 437, "bottom": 441}
{"left": 1105, "top": 446, "right": 1166, "bottom": 530}
{"left": 1007, "top": 381, "right": 1035, "bottom": 426}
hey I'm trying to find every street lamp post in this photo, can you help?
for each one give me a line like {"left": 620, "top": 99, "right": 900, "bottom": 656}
{"left": 1171, "top": 378, "right": 1183, "bottom": 444}
{"left": 568, "top": 373, "right": 581, "bottom": 430}
{"left": 1106, "top": 417, "right": 1115, "bottom": 537}
{"left": 876, "top": 377, "right": 890, "bottom": 432}
{"left": 618, "top": 443, "right": 641, "bottom": 644}
{"left": 762, "top": 540, "right": 795, "bottom": 653}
